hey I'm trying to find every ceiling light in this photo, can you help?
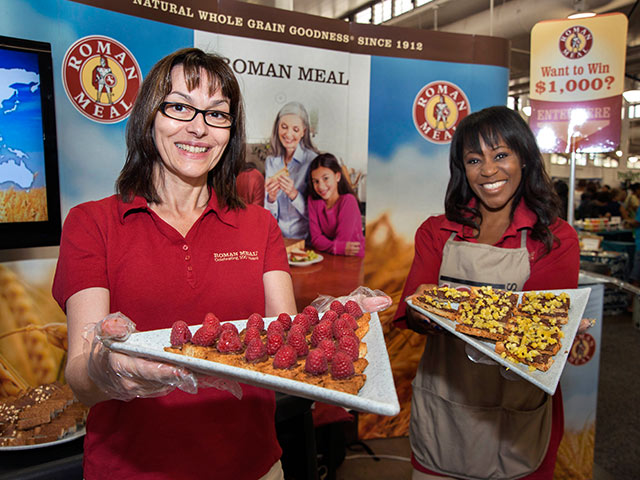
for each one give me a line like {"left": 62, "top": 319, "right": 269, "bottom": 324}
{"left": 623, "top": 90, "right": 640, "bottom": 104}
{"left": 569, "top": 0, "right": 596, "bottom": 19}
{"left": 616, "top": 150, "right": 623, "bottom": 157}
{"left": 568, "top": 12, "right": 596, "bottom": 19}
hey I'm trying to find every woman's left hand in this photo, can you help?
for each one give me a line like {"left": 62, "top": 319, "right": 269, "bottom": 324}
{"left": 278, "top": 175, "right": 298, "bottom": 201}
{"left": 577, "top": 317, "right": 596, "bottom": 334}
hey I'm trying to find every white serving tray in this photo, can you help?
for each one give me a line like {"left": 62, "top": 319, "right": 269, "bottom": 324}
{"left": 406, "top": 288, "right": 590, "bottom": 395}
{"left": 107, "top": 312, "right": 400, "bottom": 416}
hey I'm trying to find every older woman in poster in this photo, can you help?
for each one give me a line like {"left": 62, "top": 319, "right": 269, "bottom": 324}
{"left": 264, "top": 101, "right": 319, "bottom": 239}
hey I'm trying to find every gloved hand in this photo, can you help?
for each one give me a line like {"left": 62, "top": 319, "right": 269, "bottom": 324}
{"left": 311, "top": 286, "right": 393, "bottom": 314}
{"left": 465, "top": 344, "right": 522, "bottom": 381}
{"left": 84, "top": 312, "right": 242, "bottom": 402}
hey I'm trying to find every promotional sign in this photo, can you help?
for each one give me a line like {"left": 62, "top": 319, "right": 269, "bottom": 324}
{"left": 529, "top": 13, "right": 628, "bottom": 153}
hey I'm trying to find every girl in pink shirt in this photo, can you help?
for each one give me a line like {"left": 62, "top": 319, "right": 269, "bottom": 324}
{"left": 307, "top": 153, "right": 365, "bottom": 257}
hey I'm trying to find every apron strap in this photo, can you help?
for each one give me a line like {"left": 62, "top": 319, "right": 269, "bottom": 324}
{"left": 520, "top": 229, "right": 528, "bottom": 248}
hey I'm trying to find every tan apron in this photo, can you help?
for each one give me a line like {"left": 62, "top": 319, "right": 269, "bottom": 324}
{"left": 410, "top": 230, "right": 553, "bottom": 480}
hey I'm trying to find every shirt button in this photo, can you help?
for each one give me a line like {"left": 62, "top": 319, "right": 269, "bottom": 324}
{"left": 187, "top": 265, "right": 193, "bottom": 271}
{"left": 185, "top": 255, "right": 191, "bottom": 261}
{"left": 182, "top": 244, "right": 189, "bottom": 251}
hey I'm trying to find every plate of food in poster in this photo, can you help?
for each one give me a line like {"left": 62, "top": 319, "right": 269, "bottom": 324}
{"left": 406, "top": 286, "right": 590, "bottom": 395}
{"left": 288, "top": 249, "right": 323, "bottom": 266}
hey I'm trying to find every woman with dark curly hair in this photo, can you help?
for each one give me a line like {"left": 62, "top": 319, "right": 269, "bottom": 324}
{"left": 394, "top": 106, "right": 580, "bottom": 480}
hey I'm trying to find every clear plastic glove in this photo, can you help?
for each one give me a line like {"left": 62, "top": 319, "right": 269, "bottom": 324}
{"left": 310, "top": 286, "right": 392, "bottom": 314}
{"left": 465, "top": 344, "right": 522, "bottom": 381}
{"left": 84, "top": 312, "right": 242, "bottom": 402}
{"left": 465, "top": 344, "right": 498, "bottom": 366}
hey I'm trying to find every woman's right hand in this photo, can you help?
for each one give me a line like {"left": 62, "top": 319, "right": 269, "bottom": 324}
{"left": 265, "top": 176, "right": 280, "bottom": 203}
{"left": 87, "top": 313, "right": 242, "bottom": 401}
{"left": 86, "top": 313, "right": 199, "bottom": 401}
{"left": 405, "top": 284, "right": 443, "bottom": 335}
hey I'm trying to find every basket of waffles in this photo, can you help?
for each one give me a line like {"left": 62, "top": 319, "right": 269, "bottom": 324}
{"left": 412, "top": 285, "right": 571, "bottom": 372}
{"left": 165, "top": 298, "right": 371, "bottom": 395}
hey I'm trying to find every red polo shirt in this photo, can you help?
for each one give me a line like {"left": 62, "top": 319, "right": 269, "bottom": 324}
{"left": 53, "top": 193, "right": 289, "bottom": 480}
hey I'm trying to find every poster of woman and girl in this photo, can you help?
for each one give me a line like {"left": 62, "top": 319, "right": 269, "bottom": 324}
{"left": 240, "top": 101, "right": 366, "bottom": 258}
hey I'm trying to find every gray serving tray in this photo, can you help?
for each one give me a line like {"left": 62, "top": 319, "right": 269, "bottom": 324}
{"left": 107, "top": 312, "right": 400, "bottom": 416}
{"left": 406, "top": 288, "right": 590, "bottom": 395}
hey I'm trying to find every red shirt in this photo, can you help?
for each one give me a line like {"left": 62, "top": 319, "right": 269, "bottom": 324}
{"left": 53, "top": 193, "right": 289, "bottom": 480}
{"left": 395, "top": 201, "right": 580, "bottom": 327}
{"left": 236, "top": 167, "right": 265, "bottom": 206}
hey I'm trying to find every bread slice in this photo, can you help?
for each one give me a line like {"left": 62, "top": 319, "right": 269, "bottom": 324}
{"left": 454, "top": 293, "right": 515, "bottom": 341}
{"left": 412, "top": 285, "right": 471, "bottom": 321}
{"left": 455, "top": 324, "right": 510, "bottom": 342}
{"left": 284, "top": 238, "right": 306, "bottom": 255}
{"left": 269, "top": 166, "right": 289, "bottom": 180}
{"left": 470, "top": 286, "right": 519, "bottom": 309}
{"left": 495, "top": 341, "right": 555, "bottom": 372}
{"left": 517, "top": 291, "right": 570, "bottom": 325}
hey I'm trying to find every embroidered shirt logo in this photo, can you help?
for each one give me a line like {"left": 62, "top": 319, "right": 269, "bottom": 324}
{"left": 62, "top": 35, "right": 141, "bottom": 123}
{"left": 213, "top": 250, "right": 259, "bottom": 262}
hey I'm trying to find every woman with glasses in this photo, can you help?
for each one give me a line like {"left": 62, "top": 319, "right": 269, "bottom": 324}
{"left": 53, "top": 48, "right": 295, "bottom": 480}
{"left": 264, "top": 101, "right": 319, "bottom": 239}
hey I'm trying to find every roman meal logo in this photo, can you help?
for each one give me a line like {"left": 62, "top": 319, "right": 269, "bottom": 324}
{"left": 413, "top": 81, "right": 470, "bottom": 144}
{"left": 62, "top": 36, "right": 142, "bottom": 124}
{"left": 567, "top": 332, "right": 596, "bottom": 366}
{"left": 213, "top": 250, "right": 259, "bottom": 262}
{"left": 559, "top": 25, "right": 593, "bottom": 59}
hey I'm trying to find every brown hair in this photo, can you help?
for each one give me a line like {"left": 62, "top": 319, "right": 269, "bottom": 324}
{"left": 117, "top": 48, "right": 245, "bottom": 209}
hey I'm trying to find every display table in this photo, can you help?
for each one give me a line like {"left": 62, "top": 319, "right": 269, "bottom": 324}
{"left": 289, "top": 253, "right": 364, "bottom": 311}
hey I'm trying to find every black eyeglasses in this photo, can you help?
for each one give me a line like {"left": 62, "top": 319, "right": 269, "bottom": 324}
{"left": 159, "top": 102, "right": 234, "bottom": 128}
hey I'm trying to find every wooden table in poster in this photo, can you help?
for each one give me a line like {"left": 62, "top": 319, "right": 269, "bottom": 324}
{"left": 289, "top": 252, "right": 364, "bottom": 311}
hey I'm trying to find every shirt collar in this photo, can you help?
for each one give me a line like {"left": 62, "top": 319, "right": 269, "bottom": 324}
{"left": 290, "top": 143, "right": 306, "bottom": 164}
{"left": 118, "top": 189, "right": 239, "bottom": 228}
{"left": 440, "top": 198, "right": 536, "bottom": 240}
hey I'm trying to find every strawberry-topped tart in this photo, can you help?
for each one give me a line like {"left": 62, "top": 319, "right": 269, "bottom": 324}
{"left": 164, "top": 299, "right": 371, "bottom": 395}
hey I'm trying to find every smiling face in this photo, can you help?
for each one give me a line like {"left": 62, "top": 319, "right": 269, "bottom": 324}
{"left": 463, "top": 135, "right": 522, "bottom": 214}
{"left": 152, "top": 65, "right": 231, "bottom": 185}
{"left": 311, "top": 166, "right": 341, "bottom": 205}
{"left": 277, "top": 113, "right": 305, "bottom": 157}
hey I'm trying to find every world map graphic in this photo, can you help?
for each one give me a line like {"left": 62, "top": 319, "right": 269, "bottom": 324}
{"left": 0, "top": 48, "right": 45, "bottom": 192}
